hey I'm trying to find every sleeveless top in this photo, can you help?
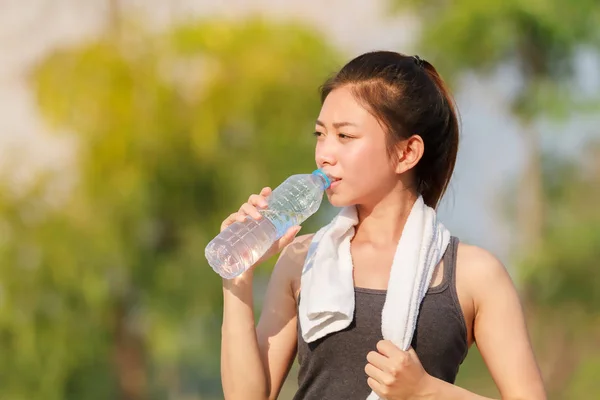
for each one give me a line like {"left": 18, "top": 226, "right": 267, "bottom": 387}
{"left": 294, "top": 236, "right": 468, "bottom": 400}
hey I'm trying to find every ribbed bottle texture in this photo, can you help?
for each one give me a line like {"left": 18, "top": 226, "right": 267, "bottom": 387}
{"left": 205, "top": 170, "right": 330, "bottom": 279}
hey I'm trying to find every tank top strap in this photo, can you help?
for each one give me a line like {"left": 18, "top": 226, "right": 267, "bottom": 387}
{"left": 442, "top": 236, "right": 459, "bottom": 286}
{"left": 439, "top": 236, "right": 466, "bottom": 338}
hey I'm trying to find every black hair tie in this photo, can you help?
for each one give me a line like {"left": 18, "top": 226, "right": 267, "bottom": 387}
{"left": 413, "top": 55, "right": 424, "bottom": 68}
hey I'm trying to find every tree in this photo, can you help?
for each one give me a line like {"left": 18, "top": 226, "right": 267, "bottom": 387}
{"left": 518, "top": 142, "right": 600, "bottom": 398}
{"left": 0, "top": 17, "right": 340, "bottom": 400}
{"left": 390, "top": 0, "right": 600, "bottom": 252}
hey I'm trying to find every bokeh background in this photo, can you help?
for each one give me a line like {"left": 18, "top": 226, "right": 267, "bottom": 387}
{"left": 0, "top": 1, "right": 599, "bottom": 399}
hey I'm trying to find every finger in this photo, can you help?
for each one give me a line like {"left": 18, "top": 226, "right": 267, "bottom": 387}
{"left": 248, "top": 194, "right": 269, "bottom": 209}
{"left": 364, "top": 363, "right": 391, "bottom": 386}
{"left": 259, "top": 186, "right": 272, "bottom": 196}
{"left": 407, "top": 346, "right": 418, "bottom": 357}
{"left": 366, "top": 377, "right": 386, "bottom": 398}
{"left": 406, "top": 346, "right": 424, "bottom": 366}
{"left": 366, "top": 350, "right": 390, "bottom": 372}
{"left": 376, "top": 340, "right": 404, "bottom": 358}
{"left": 233, "top": 206, "right": 250, "bottom": 222}
{"left": 277, "top": 225, "right": 302, "bottom": 247}
{"left": 221, "top": 213, "right": 239, "bottom": 231}
{"left": 240, "top": 203, "right": 262, "bottom": 220}
{"left": 367, "top": 378, "right": 387, "bottom": 400}
{"left": 235, "top": 213, "right": 248, "bottom": 223}
{"left": 274, "top": 226, "right": 301, "bottom": 250}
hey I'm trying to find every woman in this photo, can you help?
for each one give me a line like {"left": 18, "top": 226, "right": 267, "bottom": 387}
{"left": 219, "top": 51, "right": 547, "bottom": 400}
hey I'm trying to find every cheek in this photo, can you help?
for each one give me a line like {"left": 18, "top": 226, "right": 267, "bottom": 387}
{"left": 338, "top": 148, "right": 392, "bottom": 199}
{"left": 345, "top": 142, "right": 390, "bottom": 176}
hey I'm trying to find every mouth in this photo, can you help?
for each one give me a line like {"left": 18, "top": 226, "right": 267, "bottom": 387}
{"left": 329, "top": 177, "right": 342, "bottom": 188}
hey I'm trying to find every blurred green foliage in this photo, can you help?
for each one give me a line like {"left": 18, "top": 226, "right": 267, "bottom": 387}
{"left": 0, "top": 18, "right": 340, "bottom": 399}
{"left": 391, "top": 0, "right": 600, "bottom": 119}
{"left": 523, "top": 146, "right": 600, "bottom": 311}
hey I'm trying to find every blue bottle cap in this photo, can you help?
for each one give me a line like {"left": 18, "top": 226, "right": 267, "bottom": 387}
{"left": 312, "top": 169, "right": 331, "bottom": 189}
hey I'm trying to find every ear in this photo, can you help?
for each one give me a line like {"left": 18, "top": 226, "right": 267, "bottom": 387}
{"left": 395, "top": 134, "right": 424, "bottom": 174}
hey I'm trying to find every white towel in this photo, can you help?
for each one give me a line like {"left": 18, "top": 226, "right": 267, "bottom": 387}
{"left": 298, "top": 195, "right": 450, "bottom": 400}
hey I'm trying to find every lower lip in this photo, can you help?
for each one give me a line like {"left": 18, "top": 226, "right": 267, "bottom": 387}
{"left": 329, "top": 179, "right": 341, "bottom": 189}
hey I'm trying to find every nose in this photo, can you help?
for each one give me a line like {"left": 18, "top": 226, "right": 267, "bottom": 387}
{"left": 315, "top": 138, "right": 337, "bottom": 169}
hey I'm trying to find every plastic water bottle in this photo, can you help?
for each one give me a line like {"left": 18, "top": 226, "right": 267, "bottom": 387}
{"left": 205, "top": 169, "right": 331, "bottom": 279}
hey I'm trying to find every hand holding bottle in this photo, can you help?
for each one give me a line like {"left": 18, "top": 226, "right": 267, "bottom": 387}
{"left": 205, "top": 169, "right": 330, "bottom": 279}
{"left": 219, "top": 186, "right": 303, "bottom": 273}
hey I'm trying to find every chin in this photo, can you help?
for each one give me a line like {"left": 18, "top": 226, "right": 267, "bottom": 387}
{"left": 325, "top": 192, "right": 356, "bottom": 208}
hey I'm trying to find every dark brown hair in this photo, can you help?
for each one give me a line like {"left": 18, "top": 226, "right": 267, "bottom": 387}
{"left": 320, "top": 51, "right": 460, "bottom": 209}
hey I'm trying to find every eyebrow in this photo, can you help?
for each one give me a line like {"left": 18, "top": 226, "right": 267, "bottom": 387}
{"left": 316, "top": 120, "right": 358, "bottom": 129}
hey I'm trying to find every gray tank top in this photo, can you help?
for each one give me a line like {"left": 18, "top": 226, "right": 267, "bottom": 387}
{"left": 294, "top": 236, "right": 467, "bottom": 400}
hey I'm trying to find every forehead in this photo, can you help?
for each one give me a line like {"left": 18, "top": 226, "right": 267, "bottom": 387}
{"left": 317, "top": 86, "right": 375, "bottom": 126}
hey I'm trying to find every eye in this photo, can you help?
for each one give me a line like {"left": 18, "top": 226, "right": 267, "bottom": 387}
{"left": 313, "top": 131, "right": 324, "bottom": 137}
{"left": 338, "top": 133, "right": 352, "bottom": 139}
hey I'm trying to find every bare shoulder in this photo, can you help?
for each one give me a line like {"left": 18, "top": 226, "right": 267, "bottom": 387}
{"left": 274, "top": 233, "right": 314, "bottom": 300}
{"left": 456, "top": 242, "right": 508, "bottom": 277}
{"left": 278, "top": 233, "right": 314, "bottom": 269}
{"left": 456, "top": 242, "right": 517, "bottom": 308}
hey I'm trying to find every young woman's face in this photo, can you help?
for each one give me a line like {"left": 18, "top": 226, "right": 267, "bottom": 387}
{"left": 314, "top": 86, "right": 399, "bottom": 207}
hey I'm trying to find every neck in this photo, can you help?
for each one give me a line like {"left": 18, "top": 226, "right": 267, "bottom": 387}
{"left": 353, "top": 187, "right": 419, "bottom": 246}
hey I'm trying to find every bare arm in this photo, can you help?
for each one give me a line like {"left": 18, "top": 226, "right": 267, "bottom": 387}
{"left": 426, "top": 245, "right": 546, "bottom": 399}
{"left": 221, "top": 271, "right": 268, "bottom": 399}
{"left": 221, "top": 234, "right": 310, "bottom": 400}
{"left": 256, "top": 234, "right": 312, "bottom": 398}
